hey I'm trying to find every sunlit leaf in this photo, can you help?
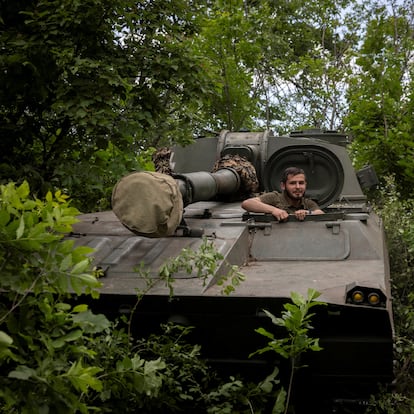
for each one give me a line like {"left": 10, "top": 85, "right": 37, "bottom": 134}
{"left": 0, "top": 331, "right": 13, "bottom": 346}
{"left": 8, "top": 365, "right": 37, "bottom": 380}
{"left": 16, "top": 216, "right": 25, "bottom": 239}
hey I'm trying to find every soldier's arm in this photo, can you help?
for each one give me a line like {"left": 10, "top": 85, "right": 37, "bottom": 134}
{"left": 241, "top": 197, "right": 289, "bottom": 221}
{"left": 310, "top": 208, "right": 324, "bottom": 215}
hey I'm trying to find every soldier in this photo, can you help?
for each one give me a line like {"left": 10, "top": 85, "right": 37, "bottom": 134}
{"left": 241, "top": 166, "right": 324, "bottom": 222}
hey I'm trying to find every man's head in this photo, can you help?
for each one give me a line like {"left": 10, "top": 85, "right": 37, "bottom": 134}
{"left": 280, "top": 167, "right": 307, "bottom": 201}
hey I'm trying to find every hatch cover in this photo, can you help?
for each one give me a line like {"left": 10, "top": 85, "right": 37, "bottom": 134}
{"left": 263, "top": 146, "right": 344, "bottom": 208}
{"left": 251, "top": 225, "right": 350, "bottom": 261}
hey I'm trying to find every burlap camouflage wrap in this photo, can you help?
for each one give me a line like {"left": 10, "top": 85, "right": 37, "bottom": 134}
{"left": 112, "top": 171, "right": 183, "bottom": 238}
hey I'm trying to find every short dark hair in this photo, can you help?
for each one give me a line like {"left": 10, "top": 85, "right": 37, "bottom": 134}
{"left": 281, "top": 167, "right": 306, "bottom": 183}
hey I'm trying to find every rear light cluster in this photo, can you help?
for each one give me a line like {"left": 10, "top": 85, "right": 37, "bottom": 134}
{"left": 346, "top": 285, "right": 386, "bottom": 307}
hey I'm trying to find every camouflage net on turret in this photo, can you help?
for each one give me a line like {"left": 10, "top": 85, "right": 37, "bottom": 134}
{"left": 212, "top": 154, "right": 259, "bottom": 198}
{"left": 153, "top": 148, "right": 259, "bottom": 200}
{"left": 153, "top": 147, "right": 172, "bottom": 175}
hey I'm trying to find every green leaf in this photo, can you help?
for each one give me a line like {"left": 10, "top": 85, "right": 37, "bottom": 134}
{"left": 73, "top": 304, "right": 88, "bottom": 313}
{"left": 272, "top": 387, "right": 287, "bottom": 414}
{"left": 0, "top": 210, "right": 10, "bottom": 227}
{"left": 8, "top": 365, "right": 37, "bottom": 380}
{"left": 143, "top": 357, "right": 166, "bottom": 374}
{"left": 71, "top": 244, "right": 95, "bottom": 257}
{"left": 254, "top": 327, "right": 274, "bottom": 340}
{"left": 290, "top": 291, "right": 305, "bottom": 307}
{"left": 59, "top": 253, "right": 73, "bottom": 271}
{"left": 71, "top": 272, "right": 101, "bottom": 287}
{"left": 52, "top": 329, "right": 83, "bottom": 348}
{"left": 16, "top": 181, "right": 30, "bottom": 199}
{"left": 262, "top": 309, "right": 283, "bottom": 327}
{"left": 0, "top": 331, "right": 13, "bottom": 346}
{"left": 66, "top": 360, "right": 103, "bottom": 393}
{"left": 55, "top": 302, "right": 71, "bottom": 311}
{"left": 71, "top": 259, "right": 91, "bottom": 275}
{"left": 306, "top": 288, "right": 321, "bottom": 302}
{"left": 72, "top": 310, "right": 110, "bottom": 334}
{"left": 259, "top": 366, "right": 280, "bottom": 393}
{"left": 16, "top": 216, "right": 25, "bottom": 239}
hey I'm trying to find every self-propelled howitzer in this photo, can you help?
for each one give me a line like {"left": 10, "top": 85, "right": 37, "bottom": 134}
{"left": 71, "top": 129, "right": 393, "bottom": 413}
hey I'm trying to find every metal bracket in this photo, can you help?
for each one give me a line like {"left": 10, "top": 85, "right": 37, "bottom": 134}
{"left": 247, "top": 221, "right": 272, "bottom": 235}
{"left": 325, "top": 222, "right": 341, "bottom": 235}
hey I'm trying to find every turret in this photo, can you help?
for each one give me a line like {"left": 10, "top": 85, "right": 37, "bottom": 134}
{"left": 112, "top": 129, "right": 377, "bottom": 238}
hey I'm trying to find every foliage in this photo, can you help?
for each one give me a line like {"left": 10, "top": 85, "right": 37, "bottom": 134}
{"left": 191, "top": 0, "right": 265, "bottom": 131}
{"left": 3, "top": 0, "right": 414, "bottom": 211}
{"left": 3, "top": 0, "right": 404, "bottom": 210}
{"left": 0, "top": 181, "right": 100, "bottom": 298}
{"left": 345, "top": 2, "right": 414, "bottom": 196}
{"left": 364, "top": 388, "right": 414, "bottom": 414}
{"left": 132, "top": 324, "right": 211, "bottom": 412}
{"left": 0, "top": 0, "right": 211, "bottom": 210}
{"left": 257, "top": 0, "right": 356, "bottom": 132}
{"left": 251, "top": 289, "right": 325, "bottom": 414}
{"left": 0, "top": 181, "right": 169, "bottom": 413}
{"left": 158, "top": 236, "right": 246, "bottom": 297}
{"left": 4, "top": 0, "right": 414, "bottom": 410}
{"left": 193, "top": 0, "right": 356, "bottom": 133}
{"left": 119, "top": 236, "right": 246, "bottom": 341}
{"left": 0, "top": 180, "right": 282, "bottom": 413}
{"left": 133, "top": 323, "right": 280, "bottom": 413}
{"left": 53, "top": 143, "right": 144, "bottom": 212}
{"left": 342, "top": 3, "right": 414, "bottom": 407}
{"left": 371, "top": 176, "right": 414, "bottom": 408}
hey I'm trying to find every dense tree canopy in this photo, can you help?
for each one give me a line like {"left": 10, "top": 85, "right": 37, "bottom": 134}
{"left": 192, "top": 0, "right": 356, "bottom": 133}
{"left": 1, "top": 0, "right": 413, "bottom": 208}
{"left": 345, "top": 1, "right": 414, "bottom": 194}
{"left": 0, "top": 0, "right": 210, "bottom": 208}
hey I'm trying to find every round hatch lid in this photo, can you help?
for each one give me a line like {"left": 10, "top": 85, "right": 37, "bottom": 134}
{"left": 263, "top": 146, "right": 344, "bottom": 208}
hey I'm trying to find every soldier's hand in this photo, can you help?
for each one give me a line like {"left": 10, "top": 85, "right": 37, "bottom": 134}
{"left": 295, "top": 209, "right": 309, "bottom": 221}
{"left": 272, "top": 207, "right": 289, "bottom": 222}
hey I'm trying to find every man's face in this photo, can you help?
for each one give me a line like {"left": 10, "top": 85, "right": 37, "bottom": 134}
{"left": 281, "top": 173, "right": 307, "bottom": 200}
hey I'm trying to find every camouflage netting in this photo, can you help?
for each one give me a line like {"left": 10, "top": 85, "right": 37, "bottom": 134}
{"left": 153, "top": 147, "right": 259, "bottom": 198}
{"left": 212, "top": 154, "right": 259, "bottom": 197}
{"left": 112, "top": 171, "right": 183, "bottom": 238}
{"left": 153, "top": 147, "right": 172, "bottom": 175}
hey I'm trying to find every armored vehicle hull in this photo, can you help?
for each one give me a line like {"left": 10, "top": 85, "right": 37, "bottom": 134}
{"left": 70, "top": 129, "right": 393, "bottom": 412}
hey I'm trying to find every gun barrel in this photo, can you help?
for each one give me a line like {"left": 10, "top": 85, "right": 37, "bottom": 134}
{"left": 176, "top": 168, "right": 240, "bottom": 205}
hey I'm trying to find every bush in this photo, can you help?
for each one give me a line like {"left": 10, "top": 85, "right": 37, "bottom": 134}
{"left": 0, "top": 181, "right": 280, "bottom": 413}
{"left": 0, "top": 182, "right": 166, "bottom": 413}
{"left": 368, "top": 176, "right": 414, "bottom": 411}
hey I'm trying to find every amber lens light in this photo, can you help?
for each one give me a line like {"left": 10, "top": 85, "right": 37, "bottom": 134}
{"left": 368, "top": 292, "right": 380, "bottom": 306}
{"left": 352, "top": 290, "right": 364, "bottom": 303}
